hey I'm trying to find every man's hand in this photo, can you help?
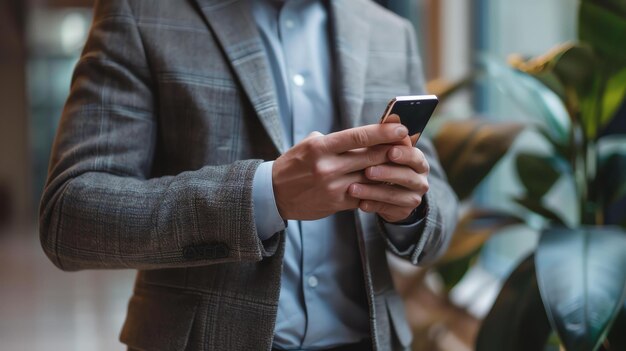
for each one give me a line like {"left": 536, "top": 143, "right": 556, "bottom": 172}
{"left": 348, "top": 143, "right": 430, "bottom": 223}
{"left": 272, "top": 123, "right": 409, "bottom": 220}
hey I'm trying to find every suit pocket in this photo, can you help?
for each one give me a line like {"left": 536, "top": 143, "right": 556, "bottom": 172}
{"left": 385, "top": 293, "right": 413, "bottom": 348}
{"left": 120, "top": 288, "right": 200, "bottom": 351}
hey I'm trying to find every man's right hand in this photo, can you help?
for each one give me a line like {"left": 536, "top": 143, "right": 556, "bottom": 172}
{"left": 272, "top": 123, "right": 409, "bottom": 220}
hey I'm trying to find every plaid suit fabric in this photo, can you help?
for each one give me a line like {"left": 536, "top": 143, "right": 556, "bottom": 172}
{"left": 39, "top": 0, "right": 458, "bottom": 350}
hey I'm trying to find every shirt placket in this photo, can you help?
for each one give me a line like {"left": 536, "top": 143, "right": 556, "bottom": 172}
{"left": 279, "top": 2, "right": 326, "bottom": 345}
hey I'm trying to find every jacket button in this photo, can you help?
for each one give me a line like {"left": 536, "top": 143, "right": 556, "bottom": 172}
{"left": 183, "top": 243, "right": 229, "bottom": 260}
{"left": 182, "top": 246, "right": 198, "bottom": 259}
{"left": 215, "top": 244, "right": 229, "bottom": 258}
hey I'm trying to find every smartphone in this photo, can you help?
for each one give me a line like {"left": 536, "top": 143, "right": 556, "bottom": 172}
{"left": 379, "top": 95, "right": 438, "bottom": 146}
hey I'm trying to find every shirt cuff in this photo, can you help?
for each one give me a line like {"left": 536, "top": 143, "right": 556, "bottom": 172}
{"left": 252, "top": 161, "right": 286, "bottom": 241}
{"left": 382, "top": 203, "right": 427, "bottom": 251}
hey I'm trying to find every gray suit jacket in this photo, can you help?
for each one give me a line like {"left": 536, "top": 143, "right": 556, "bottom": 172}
{"left": 39, "top": 0, "right": 458, "bottom": 350}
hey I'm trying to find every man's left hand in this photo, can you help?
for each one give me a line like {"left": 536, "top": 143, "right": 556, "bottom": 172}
{"left": 348, "top": 144, "right": 430, "bottom": 223}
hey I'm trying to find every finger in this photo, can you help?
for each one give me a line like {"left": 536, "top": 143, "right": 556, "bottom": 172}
{"left": 325, "top": 171, "right": 376, "bottom": 201}
{"left": 380, "top": 114, "right": 414, "bottom": 147}
{"left": 364, "top": 164, "right": 429, "bottom": 193}
{"left": 336, "top": 171, "right": 376, "bottom": 190}
{"left": 328, "top": 171, "right": 375, "bottom": 211}
{"left": 409, "top": 133, "right": 421, "bottom": 146}
{"left": 381, "top": 113, "right": 401, "bottom": 124}
{"left": 322, "top": 123, "right": 408, "bottom": 153}
{"left": 335, "top": 145, "right": 392, "bottom": 174}
{"left": 348, "top": 183, "right": 422, "bottom": 208}
{"left": 358, "top": 200, "right": 416, "bottom": 223}
{"left": 387, "top": 146, "right": 429, "bottom": 174}
{"left": 304, "top": 131, "right": 324, "bottom": 140}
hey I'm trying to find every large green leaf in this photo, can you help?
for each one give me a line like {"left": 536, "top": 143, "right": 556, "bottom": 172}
{"left": 579, "top": 1, "right": 626, "bottom": 64}
{"left": 514, "top": 197, "right": 567, "bottom": 226}
{"left": 536, "top": 127, "right": 572, "bottom": 160}
{"left": 551, "top": 44, "right": 596, "bottom": 97}
{"left": 433, "top": 119, "right": 524, "bottom": 200}
{"left": 579, "top": 67, "right": 626, "bottom": 141}
{"left": 598, "top": 136, "right": 626, "bottom": 205}
{"left": 482, "top": 55, "right": 571, "bottom": 143}
{"left": 535, "top": 226, "right": 626, "bottom": 351}
{"left": 476, "top": 255, "right": 552, "bottom": 351}
{"left": 512, "top": 44, "right": 596, "bottom": 138}
{"left": 578, "top": 72, "right": 604, "bottom": 140}
{"left": 587, "top": 0, "right": 626, "bottom": 17}
{"left": 508, "top": 46, "right": 571, "bottom": 101}
{"left": 533, "top": 71, "right": 567, "bottom": 102}
{"left": 601, "top": 68, "right": 626, "bottom": 128}
{"left": 516, "top": 153, "right": 564, "bottom": 199}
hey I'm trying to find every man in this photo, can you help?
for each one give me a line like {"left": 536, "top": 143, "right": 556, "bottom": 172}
{"left": 39, "top": 0, "right": 457, "bottom": 350}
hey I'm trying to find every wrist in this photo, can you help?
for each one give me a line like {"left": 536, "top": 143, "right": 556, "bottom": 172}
{"left": 385, "top": 201, "right": 427, "bottom": 225}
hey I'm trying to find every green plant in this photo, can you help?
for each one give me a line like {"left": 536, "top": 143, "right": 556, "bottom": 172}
{"left": 394, "top": 3, "right": 626, "bottom": 349}
{"left": 389, "top": 115, "right": 526, "bottom": 351}
{"left": 472, "top": 1, "right": 626, "bottom": 350}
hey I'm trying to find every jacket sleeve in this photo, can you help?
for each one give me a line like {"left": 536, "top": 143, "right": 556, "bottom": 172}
{"left": 379, "top": 19, "right": 458, "bottom": 265}
{"left": 39, "top": 0, "right": 279, "bottom": 272}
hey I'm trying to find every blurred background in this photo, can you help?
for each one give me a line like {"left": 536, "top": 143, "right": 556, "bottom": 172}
{"left": 0, "top": 0, "right": 616, "bottom": 350}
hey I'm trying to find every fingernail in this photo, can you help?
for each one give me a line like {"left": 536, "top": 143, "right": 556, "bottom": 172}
{"left": 369, "top": 166, "right": 380, "bottom": 178}
{"left": 390, "top": 148, "right": 402, "bottom": 160}
{"left": 395, "top": 126, "right": 408, "bottom": 137}
{"left": 350, "top": 184, "right": 361, "bottom": 196}
{"left": 361, "top": 202, "right": 369, "bottom": 211}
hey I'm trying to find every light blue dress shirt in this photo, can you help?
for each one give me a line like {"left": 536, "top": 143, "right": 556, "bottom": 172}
{"left": 250, "top": 0, "right": 424, "bottom": 349}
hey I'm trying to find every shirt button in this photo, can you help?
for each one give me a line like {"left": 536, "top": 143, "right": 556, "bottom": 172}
{"left": 285, "top": 19, "right": 295, "bottom": 29}
{"left": 293, "top": 74, "right": 305, "bottom": 87}
{"left": 307, "top": 275, "right": 319, "bottom": 288}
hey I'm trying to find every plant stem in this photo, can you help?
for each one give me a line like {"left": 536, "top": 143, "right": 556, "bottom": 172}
{"left": 569, "top": 111, "right": 582, "bottom": 227}
{"left": 585, "top": 139, "right": 598, "bottom": 225}
{"left": 590, "top": 71, "right": 608, "bottom": 225}
{"left": 571, "top": 117, "right": 588, "bottom": 225}
{"left": 579, "top": 124, "right": 594, "bottom": 225}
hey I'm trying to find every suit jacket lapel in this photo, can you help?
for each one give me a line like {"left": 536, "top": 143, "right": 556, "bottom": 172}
{"left": 329, "top": 0, "right": 371, "bottom": 129}
{"left": 193, "top": 0, "right": 286, "bottom": 153}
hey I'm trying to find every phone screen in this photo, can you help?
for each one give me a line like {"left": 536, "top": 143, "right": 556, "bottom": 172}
{"left": 381, "top": 95, "right": 438, "bottom": 146}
